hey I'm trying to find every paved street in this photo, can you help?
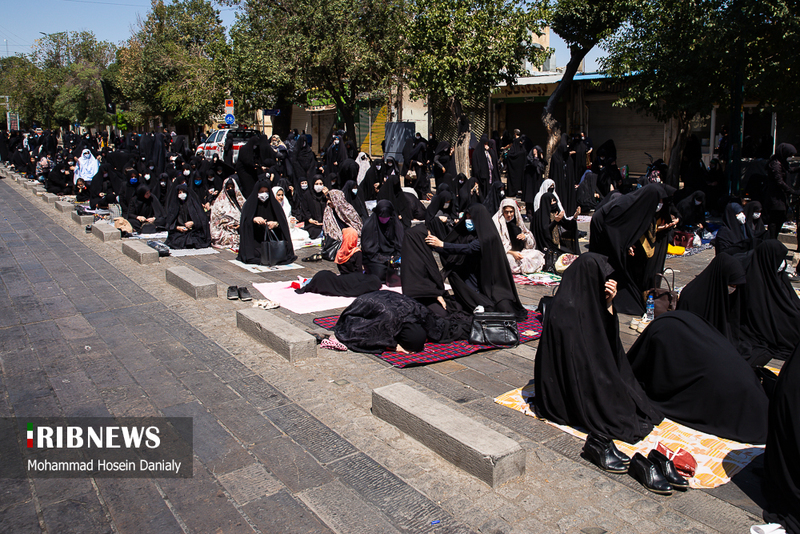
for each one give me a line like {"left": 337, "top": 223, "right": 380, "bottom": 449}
{"left": 0, "top": 175, "right": 770, "bottom": 533}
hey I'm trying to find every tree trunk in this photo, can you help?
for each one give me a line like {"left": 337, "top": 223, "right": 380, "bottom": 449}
{"left": 541, "top": 46, "right": 589, "bottom": 177}
{"left": 665, "top": 112, "right": 690, "bottom": 188}
{"left": 449, "top": 96, "right": 471, "bottom": 175}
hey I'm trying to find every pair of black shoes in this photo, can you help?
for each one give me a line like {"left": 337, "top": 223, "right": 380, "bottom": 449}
{"left": 227, "top": 286, "right": 252, "bottom": 301}
{"left": 629, "top": 450, "right": 689, "bottom": 495}
{"left": 582, "top": 434, "right": 688, "bottom": 495}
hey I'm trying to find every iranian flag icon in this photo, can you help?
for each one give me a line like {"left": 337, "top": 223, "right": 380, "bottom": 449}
{"left": 27, "top": 423, "right": 33, "bottom": 448}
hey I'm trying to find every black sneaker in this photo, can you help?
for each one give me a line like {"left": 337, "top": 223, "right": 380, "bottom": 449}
{"left": 238, "top": 287, "right": 253, "bottom": 301}
{"left": 227, "top": 286, "right": 238, "bottom": 300}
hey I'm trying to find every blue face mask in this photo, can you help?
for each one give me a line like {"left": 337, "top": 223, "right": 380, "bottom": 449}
{"left": 129, "top": 177, "right": 138, "bottom": 184}
{"left": 465, "top": 219, "right": 474, "bottom": 232}
{"left": 194, "top": 180, "right": 202, "bottom": 186}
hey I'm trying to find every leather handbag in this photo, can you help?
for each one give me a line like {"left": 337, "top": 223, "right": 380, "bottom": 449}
{"left": 320, "top": 236, "right": 341, "bottom": 262}
{"left": 385, "top": 256, "right": 402, "bottom": 287}
{"left": 469, "top": 312, "right": 519, "bottom": 347}
{"left": 537, "top": 285, "right": 558, "bottom": 319}
{"left": 673, "top": 230, "right": 694, "bottom": 248}
{"left": 643, "top": 268, "right": 678, "bottom": 318}
{"left": 261, "top": 229, "right": 289, "bottom": 266}
{"left": 543, "top": 249, "right": 559, "bottom": 273}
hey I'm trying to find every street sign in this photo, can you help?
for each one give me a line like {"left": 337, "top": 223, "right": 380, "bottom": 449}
{"left": 224, "top": 114, "right": 235, "bottom": 125}
{"left": 263, "top": 109, "right": 281, "bottom": 116}
{"left": 225, "top": 99, "right": 234, "bottom": 116}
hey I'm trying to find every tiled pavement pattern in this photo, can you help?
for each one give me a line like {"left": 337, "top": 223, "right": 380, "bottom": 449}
{"left": 0, "top": 173, "right": 772, "bottom": 533}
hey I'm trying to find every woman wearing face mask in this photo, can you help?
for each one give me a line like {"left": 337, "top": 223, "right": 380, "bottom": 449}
{"left": 361, "top": 200, "right": 405, "bottom": 280}
{"left": 237, "top": 180, "right": 296, "bottom": 265}
{"left": 272, "top": 185, "right": 309, "bottom": 242}
{"left": 89, "top": 163, "right": 117, "bottom": 209}
{"left": 493, "top": 199, "right": 545, "bottom": 274}
{"left": 424, "top": 203, "right": 527, "bottom": 320}
{"left": 523, "top": 145, "right": 546, "bottom": 218}
{"left": 676, "top": 252, "right": 746, "bottom": 345}
{"left": 675, "top": 190, "right": 706, "bottom": 233}
{"left": 165, "top": 184, "right": 211, "bottom": 249}
{"left": 715, "top": 203, "right": 755, "bottom": 256}
{"left": 300, "top": 177, "right": 327, "bottom": 239}
{"left": 127, "top": 185, "right": 166, "bottom": 234}
{"left": 455, "top": 173, "right": 482, "bottom": 213}
{"left": 589, "top": 183, "right": 667, "bottom": 316}
{"left": 531, "top": 192, "right": 581, "bottom": 256}
{"left": 120, "top": 169, "right": 142, "bottom": 219}
{"left": 737, "top": 240, "right": 800, "bottom": 366}
{"left": 343, "top": 179, "right": 368, "bottom": 220}
{"left": 210, "top": 177, "right": 246, "bottom": 250}
{"left": 743, "top": 201, "right": 768, "bottom": 245}
{"left": 376, "top": 170, "right": 413, "bottom": 228}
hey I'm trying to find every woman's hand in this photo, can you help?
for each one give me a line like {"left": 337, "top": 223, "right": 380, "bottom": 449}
{"left": 510, "top": 251, "right": 522, "bottom": 261}
{"left": 185, "top": 221, "right": 194, "bottom": 229}
{"left": 267, "top": 221, "right": 278, "bottom": 229}
{"left": 554, "top": 210, "right": 565, "bottom": 222}
{"left": 253, "top": 217, "right": 267, "bottom": 226}
{"left": 424, "top": 232, "right": 443, "bottom": 248}
{"left": 137, "top": 216, "right": 146, "bottom": 222}
{"left": 177, "top": 225, "right": 188, "bottom": 233}
{"left": 605, "top": 279, "right": 617, "bottom": 311}
{"left": 628, "top": 246, "right": 636, "bottom": 256}
{"left": 516, "top": 233, "right": 527, "bottom": 241}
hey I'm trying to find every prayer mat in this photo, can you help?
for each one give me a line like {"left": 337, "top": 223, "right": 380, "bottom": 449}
{"left": 314, "top": 312, "right": 543, "bottom": 368}
{"left": 576, "top": 215, "right": 593, "bottom": 223}
{"left": 494, "top": 382, "right": 774, "bottom": 489}
{"left": 126, "top": 231, "right": 169, "bottom": 240}
{"left": 253, "top": 281, "right": 404, "bottom": 314}
{"left": 513, "top": 272, "right": 561, "bottom": 286}
{"left": 228, "top": 260, "right": 304, "bottom": 273}
{"left": 666, "top": 242, "right": 713, "bottom": 259}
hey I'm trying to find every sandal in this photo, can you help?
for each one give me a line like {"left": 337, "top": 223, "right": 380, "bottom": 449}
{"left": 303, "top": 254, "right": 323, "bottom": 262}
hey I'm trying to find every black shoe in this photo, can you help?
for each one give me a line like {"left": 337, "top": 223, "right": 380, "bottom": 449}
{"left": 227, "top": 286, "right": 238, "bottom": 300}
{"left": 648, "top": 450, "right": 689, "bottom": 490}
{"left": 578, "top": 230, "right": 588, "bottom": 238}
{"left": 629, "top": 453, "right": 673, "bottom": 495}
{"left": 238, "top": 287, "right": 252, "bottom": 301}
{"left": 582, "top": 433, "right": 628, "bottom": 473}
{"left": 588, "top": 433, "right": 631, "bottom": 465}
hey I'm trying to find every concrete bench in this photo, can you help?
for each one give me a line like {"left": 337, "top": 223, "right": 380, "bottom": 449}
{"left": 372, "top": 382, "right": 526, "bottom": 487}
{"left": 55, "top": 201, "right": 74, "bottom": 213}
{"left": 122, "top": 240, "right": 159, "bottom": 265}
{"left": 32, "top": 186, "right": 45, "bottom": 196}
{"left": 23, "top": 181, "right": 38, "bottom": 190}
{"left": 91, "top": 223, "right": 121, "bottom": 242}
{"left": 71, "top": 211, "right": 94, "bottom": 225}
{"left": 236, "top": 308, "right": 317, "bottom": 363}
{"left": 43, "top": 193, "right": 58, "bottom": 203}
{"left": 165, "top": 266, "right": 217, "bottom": 299}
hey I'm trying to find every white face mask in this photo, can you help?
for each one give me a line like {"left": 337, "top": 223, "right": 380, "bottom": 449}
{"left": 314, "top": 184, "right": 324, "bottom": 193}
{"left": 333, "top": 139, "right": 339, "bottom": 145}
{"left": 183, "top": 170, "right": 190, "bottom": 176}
{"left": 352, "top": 189, "right": 358, "bottom": 195}
{"left": 149, "top": 166, "right": 154, "bottom": 170}
{"left": 499, "top": 191, "right": 505, "bottom": 198}
{"left": 735, "top": 212, "right": 746, "bottom": 225}
{"left": 144, "top": 174, "right": 151, "bottom": 180}
{"left": 779, "top": 260, "right": 787, "bottom": 273}
{"left": 656, "top": 202, "right": 663, "bottom": 212}
{"left": 694, "top": 200, "right": 702, "bottom": 206}
{"left": 728, "top": 285, "right": 737, "bottom": 294}
{"left": 258, "top": 192, "right": 269, "bottom": 202}
{"left": 178, "top": 192, "right": 187, "bottom": 201}
{"left": 301, "top": 183, "right": 308, "bottom": 190}
{"left": 753, "top": 212, "right": 761, "bottom": 219}
{"left": 442, "top": 202, "right": 450, "bottom": 209}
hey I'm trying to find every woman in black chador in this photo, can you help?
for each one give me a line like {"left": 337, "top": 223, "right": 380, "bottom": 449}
{"left": 425, "top": 185, "right": 456, "bottom": 240}
{"left": 589, "top": 183, "right": 667, "bottom": 316}
{"left": 738, "top": 240, "right": 800, "bottom": 366}
{"left": 377, "top": 172, "right": 412, "bottom": 228}
{"left": 165, "top": 184, "right": 211, "bottom": 249}
{"left": 299, "top": 176, "right": 327, "bottom": 239}
{"left": 763, "top": 143, "right": 798, "bottom": 240}
{"left": 505, "top": 133, "right": 527, "bottom": 198}
{"left": 676, "top": 252, "right": 745, "bottom": 345}
{"left": 237, "top": 179, "right": 296, "bottom": 265}
{"left": 127, "top": 185, "right": 166, "bottom": 234}
{"left": 523, "top": 145, "right": 545, "bottom": 218}
{"left": 760, "top": 343, "right": 800, "bottom": 533}
{"left": 423, "top": 203, "right": 527, "bottom": 321}
{"left": 715, "top": 203, "right": 755, "bottom": 256}
{"left": 531, "top": 192, "right": 580, "bottom": 255}
{"left": 361, "top": 200, "right": 405, "bottom": 280}
{"left": 533, "top": 253, "right": 663, "bottom": 444}
{"left": 626, "top": 310, "right": 768, "bottom": 444}
{"left": 333, "top": 290, "right": 469, "bottom": 354}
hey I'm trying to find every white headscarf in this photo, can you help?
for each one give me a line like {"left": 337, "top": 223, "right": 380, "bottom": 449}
{"left": 272, "top": 186, "right": 292, "bottom": 220}
{"left": 356, "top": 152, "right": 371, "bottom": 184}
{"left": 533, "top": 178, "right": 564, "bottom": 213}
{"left": 75, "top": 149, "right": 98, "bottom": 183}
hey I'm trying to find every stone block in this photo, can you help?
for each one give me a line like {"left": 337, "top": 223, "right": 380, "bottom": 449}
{"left": 165, "top": 266, "right": 218, "bottom": 299}
{"left": 43, "top": 193, "right": 58, "bottom": 204}
{"left": 236, "top": 308, "right": 317, "bottom": 362}
{"left": 372, "top": 382, "right": 525, "bottom": 487}
{"left": 778, "top": 233, "right": 795, "bottom": 248}
{"left": 32, "top": 186, "right": 46, "bottom": 196}
{"left": 91, "top": 224, "right": 120, "bottom": 242}
{"left": 55, "top": 201, "right": 74, "bottom": 213}
{"left": 121, "top": 240, "right": 159, "bottom": 265}
{"left": 23, "top": 181, "right": 38, "bottom": 190}
{"left": 71, "top": 211, "right": 94, "bottom": 225}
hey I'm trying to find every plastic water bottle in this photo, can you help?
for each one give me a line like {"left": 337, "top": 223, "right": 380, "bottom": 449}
{"left": 646, "top": 295, "right": 655, "bottom": 322}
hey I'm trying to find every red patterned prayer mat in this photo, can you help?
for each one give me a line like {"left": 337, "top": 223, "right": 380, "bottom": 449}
{"left": 314, "top": 313, "right": 543, "bottom": 368}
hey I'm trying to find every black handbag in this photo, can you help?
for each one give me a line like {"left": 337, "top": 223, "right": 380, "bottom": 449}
{"left": 643, "top": 268, "right": 678, "bottom": 318}
{"left": 469, "top": 312, "right": 519, "bottom": 347}
{"left": 543, "top": 249, "right": 558, "bottom": 273}
{"left": 320, "top": 236, "right": 341, "bottom": 262}
{"left": 146, "top": 240, "right": 171, "bottom": 257}
{"left": 385, "top": 256, "right": 401, "bottom": 287}
{"left": 261, "top": 229, "right": 289, "bottom": 266}
{"left": 537, "top": 285, "right": 558, "bottom": 319}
